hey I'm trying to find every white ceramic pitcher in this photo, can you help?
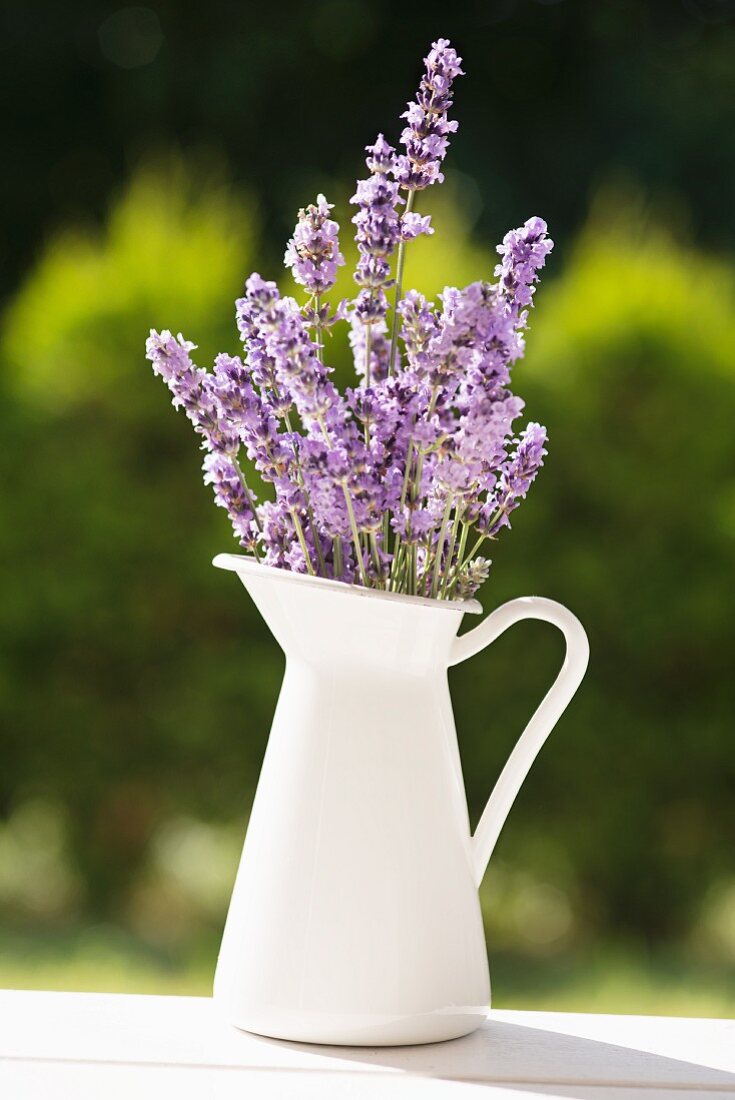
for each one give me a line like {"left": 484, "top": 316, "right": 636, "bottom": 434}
{"left": 212, "top": 554, "right": 589, "bottom": 1046}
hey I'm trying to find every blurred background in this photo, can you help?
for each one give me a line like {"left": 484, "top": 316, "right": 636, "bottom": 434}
{"left": 1, "top": 0, "right": 734, "bottom": 1015}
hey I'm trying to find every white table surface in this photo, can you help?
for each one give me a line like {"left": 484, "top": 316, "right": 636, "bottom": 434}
{"left": 0, "top": 990, "right": 733, "bottom": 1099}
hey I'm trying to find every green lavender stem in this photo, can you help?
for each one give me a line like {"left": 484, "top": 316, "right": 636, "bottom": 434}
{"left": 431, "top": 495, "right": 455, "bottom": 598}
{"left": 369, "top": 532, "right": 385, "bottom": 587}
{"left": 232, "top": 454, "right": 262, "bottom": 533}
{"left": 313, "top": 292, "right": 323, "bottom": 362}
{"left": 364, "top": 321, "right": 372, "bottom": 390}
{"left": 447, "top": 519, "right": 470, "bottom": 598}
{"left": 441, "top": 503, "right": 463, "bottom": 598}
{"left": 290, "top": 508, "right": 316, "bottom": 576}
{"left": 343, "top": 484, "right": 370, "bottom": 586}
{"left": 362, "top": 322, "right": 373, "bottom": 447}
{"left": 388, "top": 189, "right": 415, "bottom": 377}
{"left": 460, "top": 529, "right": 490, "bottom": 572}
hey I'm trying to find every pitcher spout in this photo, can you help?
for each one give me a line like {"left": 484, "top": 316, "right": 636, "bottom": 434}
{"left": 213, "top": 554, "right": 481, "bottom": 673}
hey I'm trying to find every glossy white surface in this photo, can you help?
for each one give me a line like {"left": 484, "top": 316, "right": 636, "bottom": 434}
{"left": 1, "top": 991, "right": 733, "bottom": 1099}
{"left": 212, "top": 557, "right": 589, "bottom": 1045}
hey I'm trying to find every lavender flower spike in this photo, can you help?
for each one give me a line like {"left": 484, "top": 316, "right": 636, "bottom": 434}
{"left": 394, "top": 38, "right": 464, "bottom": 192}
{"left": 147, "top": 331, "right": 262, "bottom": 551}
{"left": 351, "top": 136, "right": 402, "bottom": 325}
{"left": 496, "top": 217, "right": 554, "bottom": 316}
{"left": 284, "top": 194, "right": 345, "bottom": 296}
{"left": 351, "top": 132, "right": 430, "bottom": 383}
{"left": 146, "top": 329, "right": 239, "bottom": 454}
{"left": 202, "top": 451, "right": 260, "bottom": 551}
{"left": 484, "top": 422, "right": 548, "bottom": 536}
{"left": 147, "top": 330, "right": 201, "bottom": 414}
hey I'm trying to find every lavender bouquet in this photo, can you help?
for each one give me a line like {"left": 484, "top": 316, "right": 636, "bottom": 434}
{"left": 147, "top": 40, "right": 552, "bottom": 601}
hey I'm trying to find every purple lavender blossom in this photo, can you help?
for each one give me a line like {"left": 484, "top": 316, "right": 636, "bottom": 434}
{"left": 258, "top": 499, "right": 292, "bottom": 568}
{"left": 146, "top": 330, "right": 239, "bottom": 454}
{"left": 284, "top": 194, "right": 345, "bottom": 296}
{"left": 400, "top": 212, "right": 434, "bottom": 240}
{"left": 236, "top": 273, "right": 281, "bottom": 338}
{"left": 148, "top": 39, "right": 552, "bottom": 602}
{"left": 437, "top": 393, "right": 524, "bottom": 497}
{"left": 261, "top": 295, "right": 342, "bottom": 430}
{"left": 351, "top": 145, "right": 402, "bottom": 325}
{"left": 349, "top": 132, "right": 434, "bottom": 344}
{"left": 210, "top": 353, "right": 292, "bottom": 482}
{"left": 496, "top": 217, "right": 554, "bottom": 316}
{"left": 235, "top": 275, "right": 295, "bottom": 421}
{"left": 365, "top": 133, "right": 395, "bottom": 175}
{"left": 394, "top": 39, "right": 464, "bottom": 192}
{"left": 147, "top": 331, "right": 263, "bottom": 552}
{"left": 202, "top": 451, "right": 259, "bottom": 551}
{"left": 457, "top": 557, "right": 491, "bottom": 598}
{"left": 147, "top": 330, "right": 199, "bottom": 403}
{"left": 482, "top": 422, "right": 548, "bottom": 536}
{"left": 399, "top": 290, "right": 442, "bottom": 380}
{"left": 299, "top": 437, "right": 352, "bottom": 540}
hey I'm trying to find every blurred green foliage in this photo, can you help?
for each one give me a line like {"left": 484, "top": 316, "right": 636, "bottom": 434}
{"left": 0, "top": 161, "right": 276, "bottom": 913}
{"left": 0, "top": 160, "right": 733, "bottom": 997}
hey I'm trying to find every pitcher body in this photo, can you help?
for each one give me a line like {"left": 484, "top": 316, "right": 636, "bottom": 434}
{"left": 212, "top": 555, "right": 589, "bottom": 1046}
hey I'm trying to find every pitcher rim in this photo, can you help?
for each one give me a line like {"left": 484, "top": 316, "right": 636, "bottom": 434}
{"left": 213, "top": 553, "right": 483, "bottom": 615}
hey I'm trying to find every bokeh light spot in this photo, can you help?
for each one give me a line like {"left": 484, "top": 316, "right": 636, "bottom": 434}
{"left": 98, "top": 6, "right": 163, "bottom": 70}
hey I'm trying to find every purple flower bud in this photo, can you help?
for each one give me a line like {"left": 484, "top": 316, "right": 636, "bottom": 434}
{"left": 284, "top": 194, "right": 345, "bottom": 296}
{"left": 350, "top": 157, "right": 402, "bottom": 331}
{"left": 202, "top": 452, "right": 259, "bottom": 551}
{"left": 483, "top": 422, "right": 548, "bottom": 535}
{"left": 365, "top": 133, "right": 396, "bottom": 174}
{"left": 457, "top": 557, "right": 491, "bottom": 598}
{"left": 393, "top": 39, "right": 464, "bottom": 192}
{"left": 146, "top": 329, "right": 239, "bottom": 454}
{"left": 400, "top": 211, "right": 434, "bottom": 241}
{"left": 495, "top": 217, "right": 554, "bottom": 315}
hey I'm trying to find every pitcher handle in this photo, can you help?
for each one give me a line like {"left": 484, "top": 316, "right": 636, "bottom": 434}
{"left": 449, "top": 596, "right": 589, "bottom": 886}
